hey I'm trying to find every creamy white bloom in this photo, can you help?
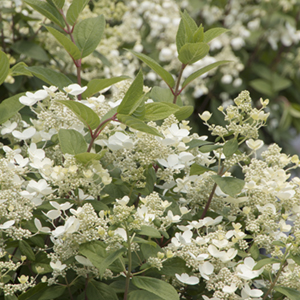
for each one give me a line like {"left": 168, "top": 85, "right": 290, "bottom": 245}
{"left": 208, "top": 245, "right": 237, "bottom": 262}
{"left": 63, "top": 83, "right": 87, "bottom": 96}
{"left": 19, "top": 89, "right": 48, "bottom": 106}
{"left": 50, "top": 201, "right": 73, "bottom": 211}
{"left": 12, "top": 127, "right": 36, "bottom": 140}
{"left": 1, "top": 120, "right": 17, "bottom": 135}
{"left": 34, "top": 218, "right": 51, "bottom": 233}
{"left": 116, "top": 196, "right": 130, "bottom": 206}
{"left": 246, "top": 139, "right": 264, "bottom": 150}
{"left": 75, "top": 255, "right": 93, "bottom": 267}
{"left": 222, "top": 283, "right": 237, "bottom": 293}
{"left": 199, "top": 111, "right": 212, "bottom": 122}
{"left": 166, "top": 210, "right": 181, "bottom": 223}
{"left": 50, "top": 260, "right": 67, "bottom": 271}
{"left": 175, "top": 273, "right": 199, "bottom": 285}
{"left": 0, "top": 220, "right": 15, "bottom": 229}
{"left": 236, "top": 257, "right": 264, "bottom": 280}
{"left": 241, "top": 283, "right": 263, "bottom": 299}
{"left": 27, "top": 179, "right": 54, "bottom": 196}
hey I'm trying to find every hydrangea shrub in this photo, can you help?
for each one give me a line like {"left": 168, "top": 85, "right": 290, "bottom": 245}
{"left": 0, "top": 1, "right": 300, "bottom": 300}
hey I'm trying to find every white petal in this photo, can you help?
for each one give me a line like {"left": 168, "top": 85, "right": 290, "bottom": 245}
{"left": 12, "top": 127, "right": 36, "bottom": 140}
{"left": 0, "top": 220, "right": 15, "bottom": 229}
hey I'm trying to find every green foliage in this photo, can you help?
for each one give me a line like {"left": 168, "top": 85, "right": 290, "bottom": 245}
{"left": 0, "top": 93, "right": 25, "bottom": 124}
{"left": 274, "top": 286, "right": 300, "bottom": 300}
{"left": 211, "top": 175, "right": 245, "bottom": 197}
{"left": 82, "top": 76, "right": 130, "bottom": 98}
{"left": 24, "top": 0, "right": 65, "bottom": 27}
{"left": 73, "top": 15, "right": 106, "bottom": 58}
{"left": 0, "top": 51, "right": 10, "bottom": 85}
{"left": 66, "top": 0, "right": 90, "bottom": 26}
{"left": 56, "top": 100, "right": 100, "bottom": 130}
{"left": 127, "top": 50, "right": 175, "bottom": 88}
{"left": 132, "top": 277, "right": 179, "bottom": 300}
{"left": 223, "top": 138, "right": 238, "bottom": 157}
{"left": 58, "top": 129, "right": 87, "bottom": 155}
{"left": 117, "top": 114, "right": 163, "bottom": 137}
{"left": 19, "top": 240, "right": 35, "bottom": 261}
{"left": 117, "top": 70, "right": 144, "bottom": 115}
{"left": 26, "top": 66, "right": 73, "bottom": 90}
{"left": 45, "top": 26, "right": 81, "bottom": 60}
{"left": 178, "top": 42, "right": 210, "bottom": 65}
{"left": 11, "top": 41, "right": 49, "bottom": 62}
{"left": 190, "top": 163, "right": 215, "bottom": 175}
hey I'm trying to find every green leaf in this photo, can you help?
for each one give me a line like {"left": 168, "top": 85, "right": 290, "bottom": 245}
{"left": 272, "top": 241, "right": 286, "bottom": 247}
{"left": 128, "top": 290, "right": 164, "bottom": 300}
{"left": 182, "top": 60, "right": 230, "bottom": 89}
{"left": 0, "top": 92, "right": 25, "bottom": 124}
{"left": 75, "top": 151, "right": 106, "bottom": 165}
{"left": 272, "top": 74, "right": 291, "bottom": 92}
{"left": 190, "top": 163, "right": 215, "bottom": 175}
{"left": 97, "top": 248, "right": 125, "bottom": 277}
{"left": 5, "top": 295, "right": 18, "bottom": 300}
{"left": 289, "top": 103, "right": 300, "bottom": 118}
{"left": 10, "top": 62, "right": 32, "bottom": 77}
{"left": 131, "top": 97, "right": 146, "bottom": 120}
{"left": 211, "top": 175, "right": 245, "bottom": 197}
{"left": 132, "top": 237, "right": 157, "bottom": 247}
{"left": 174, "top": 106, "right": 194, "bottom": 121}
{"left": 38, "top": 286, "right": 67, "bottom": 300}
{"left": 117, "top": 70, "right": 144, "bottom": 115}
{"left": 178, "top": 42, "right": 209, "bottom": 65}
{"left": 132, "top": 276, "right": 179, "bottom": 300}
{"left": 73, "top": 15, "right": 106, "bottom": 58}
{"left": 97, "top": 106, "right": 118, "bottom": 132}
{"left": 82, "top": 76, "right": 130, "bottom": 98}
{"left": 19, "top": 240, "right": 35, "bottom": 261}
{"left": 127, "top": 50, "right": 175, "bottom": 88}
{"left": 223, "top": 138, "right": 238, "bottom": 157}
{"left": 274, "top": 286, "right": 300, "bottom": 300}
{"left": 141, "top": 244, "right": 161, "bottom": 260}
{"left": 160, "top": 257, "right": 191, "bottom": 276}
{"left": 52, "top": 0, "right": 65, "bottom": 9}
{"left": 11, "top": 40, "right": 49, "bottom": 62}
{"left": 56, "top": 100, "right": 100, "bottom": 130}
{"left": 24, "top": 0, "right": 65, "bottom": 27}
{"left": 288, "top": 254, "right": 300, "bottom": 266}
{"left": 26, "top": 66, "right": 72, "bottom": 91}
{"left": 149, "top": 86, "right": 181, "bottom": 105}
{"left": 180, "top": 10, "right": 198, "bottom": 43}
{"left": 203, "top": 28, "right": 229, "bottom": 43}
{"left": 79, "top": 241, "right": 106, "bottom": 265}
{"left": 58, "top": 128, "right": 87, "bottom": 155}
{"left": 249, "top": 243, "right": 260, "bottom": 260}
{"left": 45, "top": 26, "right": 81, "bottom": 60}
{"left": 18, "top": 283, "right": 48, "bottom": 300}
{"left": 249, "top": 79, "right": 274, "bottom": 97}
{"left": 176, "top": 19, "right": 186, "bottom": 53}
{"left": 252, "top": 258, "right": 281, "bottom": 270}
{"left": 117, "top": 114, "right": 163, "bottom": 137}
{"left": 80, "top": 242, "right": 124, "bottom": 278}
{"left": 186, "top": 139, "right": 212, "bottom": 149}
{"left": 199, "top": 144, "right": 222, "bottom": 153}
{"left": 137, "top": 225, "right": 161, "bottom": 238}
{"left": 66, "top": 0, "right": 89, "bottom": 25}
{"left": 144, "top": 102, "right": 180, "bottom": 121}
{"left": 193, "top": 25, "right": 204, "bottom": 43}
{"left": 86, "top": 280, "right": 118, "bottom": 300}
{"left": 0, "top": 50, "right": 10, "bottom": 85}
{"left": 137, "top": 167, "right": 157, "bottom": 196}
